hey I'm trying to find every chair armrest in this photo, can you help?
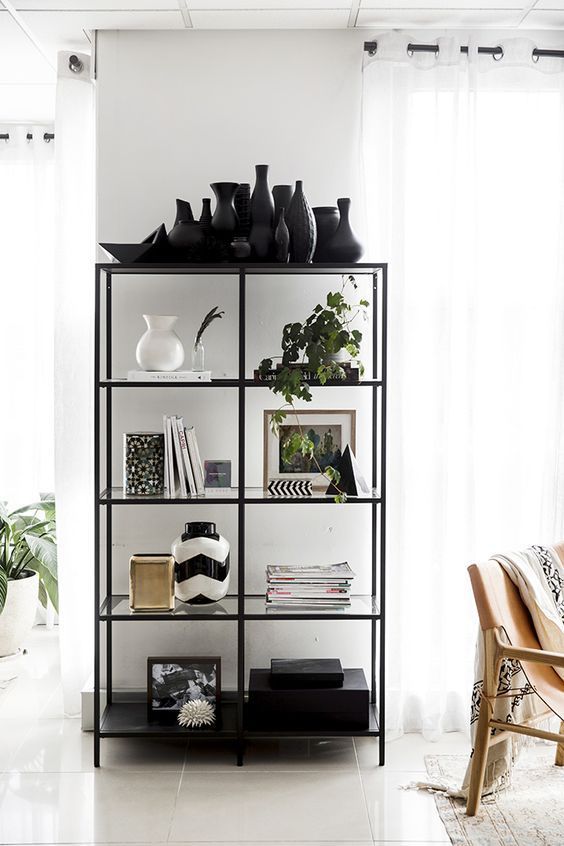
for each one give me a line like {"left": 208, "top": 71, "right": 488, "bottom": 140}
{"left": 495, "top": 635, "right": 564, "bottom": 669}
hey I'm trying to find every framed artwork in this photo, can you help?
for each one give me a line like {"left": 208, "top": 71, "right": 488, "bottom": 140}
{"left": 147, "top": 656, "right": 221, "bottom": 724}
{"left": 263, "top": 409, "right": 356, "bottom": 491}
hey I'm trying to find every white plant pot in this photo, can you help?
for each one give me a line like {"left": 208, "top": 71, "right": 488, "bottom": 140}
{"left": 324, "top": 349, "right": 349, "bottom": 364}
{"left": 135, "top": 315, "right": 185, "bottom": 372}
{"left": 0, "top": 571, "right": 39, "bottom": 658}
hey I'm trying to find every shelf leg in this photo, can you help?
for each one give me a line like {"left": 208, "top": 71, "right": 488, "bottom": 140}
{"left": 236, "top": 738, "right": 245, "bottom": 767}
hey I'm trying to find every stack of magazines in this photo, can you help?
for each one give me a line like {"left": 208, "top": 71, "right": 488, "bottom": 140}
{"left": 265, "top": 562, "right": 355, "bottom": 609}
{"left": 163, "top": 414, "right": 205, "bottom": 497}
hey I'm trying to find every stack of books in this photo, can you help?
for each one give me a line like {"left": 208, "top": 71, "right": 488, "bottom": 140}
{"left": 265, "top": 562, "right": 355, "bottom": 609}
{"left": 162, "top": 414, "right": 205, "bottom": 497}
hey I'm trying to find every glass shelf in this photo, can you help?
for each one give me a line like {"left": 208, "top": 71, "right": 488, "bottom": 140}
{"left": 99, "top": 594, "right": 380, "bottom": 621}
{"left": 99, "top": 379, "right": 382, "bottom": 388}
{"left": 98, "top": 487, "right": 382, "bottom": 505}
{"left": 100, "top": 595, "right": 239, "bottom": 620}
{"left": 244, "top": 594, "right": 380, "bottom": 619}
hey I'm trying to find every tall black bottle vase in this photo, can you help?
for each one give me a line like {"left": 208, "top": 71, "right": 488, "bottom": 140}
{"left": 249, "top": 164, "right": 275, "bottom": 260}
{"left": 199, "top": 198, "right": 213, "bottom": 234}
{"left": 286, "top": 180, "right": 316, "bottom": 263}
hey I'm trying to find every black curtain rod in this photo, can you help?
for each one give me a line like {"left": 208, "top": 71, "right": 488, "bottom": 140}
{"left": 364, "top": 41, "right": 564, "bottom": 60}
{"left": 0, "top": 132, "right": 54, "bottom": 142}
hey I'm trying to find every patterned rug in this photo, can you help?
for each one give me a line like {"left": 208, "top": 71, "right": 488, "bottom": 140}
{"left": 425, "top": 746, "right": 564, "bottom": 845}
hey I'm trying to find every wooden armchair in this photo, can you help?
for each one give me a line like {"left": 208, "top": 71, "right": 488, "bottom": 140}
{"left": 466, "top": 552, "right": 564, "bottom": 816}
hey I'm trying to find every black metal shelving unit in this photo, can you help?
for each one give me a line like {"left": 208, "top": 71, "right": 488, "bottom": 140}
{"left": 94, "top": 261, "right": 387, "bottom": 767}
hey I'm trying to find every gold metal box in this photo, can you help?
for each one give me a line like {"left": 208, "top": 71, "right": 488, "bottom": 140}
{"left": 129, "top": 554, "right": 175, "bottom": 612}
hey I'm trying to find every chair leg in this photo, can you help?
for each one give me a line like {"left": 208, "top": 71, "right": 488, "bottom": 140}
{"left": 555, "top": 721, "right": 564, "bottom": 767}
{"left": 466, "top": 695, "right": 491, "bottom": 816}
{"left": 467, "top": 628, "right": 499, "bottom": 817}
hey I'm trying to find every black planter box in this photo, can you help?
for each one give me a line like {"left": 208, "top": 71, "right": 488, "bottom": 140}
{"left": 247, "top": 668, "right": 369, "bottom": 730}
{"left": 270, "top": 658, "right": 344, "bottom": 689}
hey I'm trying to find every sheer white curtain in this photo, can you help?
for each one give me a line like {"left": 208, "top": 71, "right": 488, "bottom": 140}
{"left": 0, "top": 126, "right": 55, "bottom": 503}
{"left": 363, "top": 34, "right": 564, "bottom": 736}
{"left": 54, "top": 51, "right": 94, "bottom": 715}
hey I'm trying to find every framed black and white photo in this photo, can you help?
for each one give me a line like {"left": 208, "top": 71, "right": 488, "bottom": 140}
{"left": 147, "top": 656, "right": 221, "bottom": 724}
{"left": 264, "top": 409, "right": 356, "bottom": 490}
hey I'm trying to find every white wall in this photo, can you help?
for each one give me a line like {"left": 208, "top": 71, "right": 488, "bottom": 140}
{"left": 96, "top": 28, "right": 374, "bottom": 691}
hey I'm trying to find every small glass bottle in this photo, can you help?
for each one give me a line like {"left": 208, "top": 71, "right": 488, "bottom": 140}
{"left": 192, "top": 340, "right": 205, "bottom": 372}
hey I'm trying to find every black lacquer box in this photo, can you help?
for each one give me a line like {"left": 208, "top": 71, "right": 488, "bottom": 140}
{"left": 270, "top": 658, "right": 344, "bottom": 689}
{"left": 247, "top": 668, "right": 369, "bottom": 730}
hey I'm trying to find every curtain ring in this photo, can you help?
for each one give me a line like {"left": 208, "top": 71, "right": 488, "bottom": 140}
{"left": 26, "top": 132, "right": 33, "bottom": 142}
{"left": 493, "top": 46, "right": 504, "bottom": 61}
{"left": 407, "top": 44, "right": 414, "bottom": 58}
{"left": 532, "top": 49, "right": 540, "bottom": 63}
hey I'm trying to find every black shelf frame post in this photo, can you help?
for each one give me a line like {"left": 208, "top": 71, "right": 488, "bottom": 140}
{"left": 93, "top": 262, "right": 387, "bottom": 767}
{"left": 237, "top": 268, "right": 246, "bottom": 766}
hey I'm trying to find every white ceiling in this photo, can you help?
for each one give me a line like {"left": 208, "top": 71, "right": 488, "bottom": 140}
{"left": 2, "top": 0, "right": 564, "bottom": 88}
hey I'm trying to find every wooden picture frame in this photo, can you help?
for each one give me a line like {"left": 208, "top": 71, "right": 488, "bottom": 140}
{"left": 147, "top": 656, "right": 221, "bottom": 725}
{"left": 263, "top": 409, "right": 356, "bottom": 491}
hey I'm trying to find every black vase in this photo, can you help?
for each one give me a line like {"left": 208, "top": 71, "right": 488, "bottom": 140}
{"left": 272, "top": 185, "right": 293, "bottom": 227}
{"left": 286, "top": 180, "right": 316, "bottom": 263}
{"left": 174, "top": 198, "right": 194, "bottom": 225}
{"left": 249, "top": 164, "right": 275, "bottom": 260}
{"left": 211, "top": 182, "right": 239, "bottom": 239}
{"left": 274, "top": 208, "right": 290, "bottom": 263}
{"left": 234, "top": 183, "right": 251, "bottom": 237}
{"left": 312, "top": 207, "right": 340, "bottom": 262}
{"left": 168, "top": 221, "right": 206, "bottom": 253}
{"left": 199, "top": 198, "right": 212, "bottom": 234}
{"left": 322, "top": 198, "right": 364, "bottom": 263}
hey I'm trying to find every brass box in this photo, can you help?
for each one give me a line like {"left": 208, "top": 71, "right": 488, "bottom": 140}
{"left": 129, "top": 554, "right": 175, "bottom": 612}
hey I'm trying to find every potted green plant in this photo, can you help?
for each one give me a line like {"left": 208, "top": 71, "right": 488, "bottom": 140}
{"left": 258, "top": 276, "right": 368, "bottom": 501}
{"left": 0, "top": 495, "right": 58, "bottom": 657}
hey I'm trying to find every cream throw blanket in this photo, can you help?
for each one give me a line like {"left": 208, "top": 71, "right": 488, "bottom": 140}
{"left": 461, "top": 545, "right": 564, "bottom": 796}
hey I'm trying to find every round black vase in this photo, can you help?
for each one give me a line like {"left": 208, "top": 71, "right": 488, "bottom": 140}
{"left": 168, "top": 221, "right": 206, "bottom": 255}
{"left": 286, "top": 180, "right": 316, "bottom": 263}
{"left": 174, "top": 198, "right": 194, "bottom": 225}
{"left": 211, "top": 182, "right": 239, "bottom": 239}
{"left": 234, "top": 183, "right": 251, "bottom": 237}
{"left": 312, "top": 207, "right": 340, "bottom": 262}
{"left": 272, "top": 185, "right": 294, "bottom": 227}
{"left": 322, "top": 198, "right": 364, "bottom": 263}
{"left": 249, "top": 164, "right": 275, "bottom": 260}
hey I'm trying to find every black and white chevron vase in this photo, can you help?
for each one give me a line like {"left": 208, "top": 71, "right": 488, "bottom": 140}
{"left": 268, "top": 479, "right": 313, "bottom": 497}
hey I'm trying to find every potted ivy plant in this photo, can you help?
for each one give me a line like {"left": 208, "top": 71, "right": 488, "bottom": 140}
{"left": 258, "top": 276, "right": 368, "bottom": 501}
{"left": 0, "top": 495, "right": 58, "bottom": 657}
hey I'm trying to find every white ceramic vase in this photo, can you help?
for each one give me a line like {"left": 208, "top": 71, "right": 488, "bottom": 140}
{"left": 135, "top": 315, "right": 185, "bottom": 372}
{"left": 0, "top": 571, "right": 39, "bottom": 657}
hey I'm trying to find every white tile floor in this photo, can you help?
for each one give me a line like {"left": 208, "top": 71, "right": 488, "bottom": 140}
{"left": 0, "top": 629, "right": 470, "bottom": 845}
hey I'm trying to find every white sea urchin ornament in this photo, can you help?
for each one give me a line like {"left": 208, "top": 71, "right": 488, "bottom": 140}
{"left": 177, "top": 698, "right": 215, "bottom": 728}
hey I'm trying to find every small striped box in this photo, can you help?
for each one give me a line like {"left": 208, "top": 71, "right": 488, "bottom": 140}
{"left": 267, "top": 479, "right": 313, "bottom": 497}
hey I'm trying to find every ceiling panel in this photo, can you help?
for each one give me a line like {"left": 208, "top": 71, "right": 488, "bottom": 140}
{"left": 0, "top": 11, "right": 55, "bottom": 83}
{"left": 522, "top": 10, "right": 564, "bottom": 25}
{"left": 190, "top": 8, "right": 349, "bottom": 27}
{"left": 14, "top": 1, "right": 179, "bottom": 8}
{"left": 18, "top": 9, "right": 184, "bottom": 52}
{"left": 187, "top": 0, "right": 347, "bottom": 9}
{"left": 356, "top": 8, "right": 523, "bottom": 27}
{"left": 533, "top": 1, "right": 564, "bottom": 7}
{"left": 358, "top": 0, "right": 525, "bottom": 6}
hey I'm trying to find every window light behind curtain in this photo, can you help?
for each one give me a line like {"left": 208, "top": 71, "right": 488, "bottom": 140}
{"left": 362, "top": 34, "right": 564, "bottom": 736}
{"left": 0, "top": 127, "right": 55, "bottom": 503}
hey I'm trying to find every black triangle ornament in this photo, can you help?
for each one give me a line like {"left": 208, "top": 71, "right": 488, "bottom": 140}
{"left": 325, "top": 445, "right": 370, "bottom": 497}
